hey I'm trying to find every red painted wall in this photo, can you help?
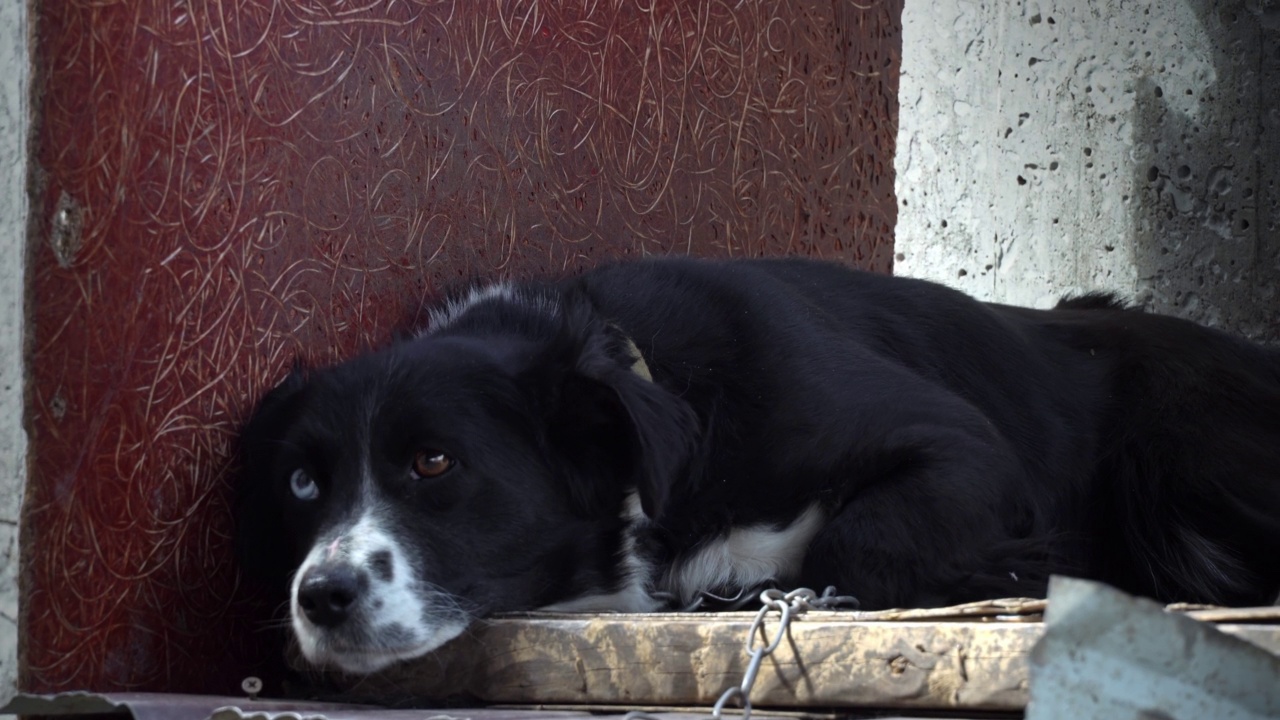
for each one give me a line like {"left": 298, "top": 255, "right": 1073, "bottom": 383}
{"left": 23, "top": 1, "right": 901, "bottom": 694}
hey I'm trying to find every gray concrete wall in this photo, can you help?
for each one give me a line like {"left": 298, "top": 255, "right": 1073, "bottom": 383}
{"left": 896, "top": 0, "right": 1279, "bottom": 342}
{"left": 0, "top": 0, "right": 28, "bottom": 704}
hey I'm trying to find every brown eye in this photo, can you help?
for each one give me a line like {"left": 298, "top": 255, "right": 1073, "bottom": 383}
{"left": 412, "top": 450, "right": 455, "bottom": 478}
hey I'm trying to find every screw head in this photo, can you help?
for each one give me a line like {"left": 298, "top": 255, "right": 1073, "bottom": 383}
{"left": 241, "top": 676, "right": 263, "bottom": 698}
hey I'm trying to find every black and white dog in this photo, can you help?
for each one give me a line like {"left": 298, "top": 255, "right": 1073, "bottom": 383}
{"left": 236, "top": 256, "right": 1280, "bottom": 674}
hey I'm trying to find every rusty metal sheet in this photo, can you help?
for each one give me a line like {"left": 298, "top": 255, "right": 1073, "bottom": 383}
{"left": 0, "top": 691, "right": 372, "bottom": 720}
{"left": 212, "top": 711, "right": 791, "bottom": 720}
{"left": 23, "top": 0, "right": 902, "bottom": 697}
{"left": 2, "top": 693, "right": 802, "bottom": 720}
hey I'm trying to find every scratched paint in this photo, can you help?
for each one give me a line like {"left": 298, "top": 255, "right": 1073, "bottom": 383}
{"left": 23, "top": 1, "right": 901, "bottom": 694}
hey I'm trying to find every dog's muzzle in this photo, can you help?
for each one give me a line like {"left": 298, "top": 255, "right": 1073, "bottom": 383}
{"left": 289, "top": 512, "right": 469, "bottom": 674}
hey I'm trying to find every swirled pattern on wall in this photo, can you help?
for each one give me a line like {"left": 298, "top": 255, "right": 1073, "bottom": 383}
{"left": 23, "top": 0, "right": 900, "bottom": 694}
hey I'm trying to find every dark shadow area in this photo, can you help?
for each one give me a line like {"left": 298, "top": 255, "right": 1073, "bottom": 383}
{"left": 1130, "top": 0, "right": 1280, "bottom": 342}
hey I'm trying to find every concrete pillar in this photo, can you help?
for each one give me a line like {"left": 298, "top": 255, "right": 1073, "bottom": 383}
{"left": 896, "top": 0, "right": 1279, "bottom": 342}
{"left": 0, "top": 0, "right": 29, "bottom": 704}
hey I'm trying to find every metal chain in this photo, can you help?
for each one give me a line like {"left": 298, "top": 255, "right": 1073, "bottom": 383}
{"left": 624, "top": 586, "right": 859, "bottom": 720}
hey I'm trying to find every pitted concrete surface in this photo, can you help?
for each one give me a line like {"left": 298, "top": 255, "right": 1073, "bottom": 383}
{"left": 897, "top": 0, "right": 1279, "bottom": 342}
{"left": 0, "top": 0, "right": 29, "bottom": 704}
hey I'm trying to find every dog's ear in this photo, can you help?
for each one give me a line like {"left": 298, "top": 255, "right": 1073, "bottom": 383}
{"left": 233, "top": 365, "right": 308, "bottom": 585}
{"left": 530, "top": 311, "right": 698, "bottom": 519}
{"left": 595, "top": 364, "right": 699, "bottom": 518}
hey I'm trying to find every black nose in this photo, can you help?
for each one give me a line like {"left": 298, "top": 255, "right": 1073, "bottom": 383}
{"left": 297, "top": 563, "right": 365, "bottom": 628}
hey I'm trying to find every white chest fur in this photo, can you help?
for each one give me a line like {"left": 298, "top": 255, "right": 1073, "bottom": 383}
{"left": 661, "top": 504, "right": 826, "bottom": 605}
{"left": 539, "top": 498, "right": 826, "bottom": 613}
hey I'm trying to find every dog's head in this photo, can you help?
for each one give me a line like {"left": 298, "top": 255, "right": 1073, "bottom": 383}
{"left": 234, "top": 288, "right": 696, "bottom": 673}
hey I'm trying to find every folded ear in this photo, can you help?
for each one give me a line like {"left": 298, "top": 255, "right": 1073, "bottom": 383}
{"left": 234, "top": 365, "right": 308, "bottom": 585}
{"left": 598, "top": 365, "right": 700, "bottom": 518}
{"left": 533, "top": 316, "right": 698, "bottom": 519}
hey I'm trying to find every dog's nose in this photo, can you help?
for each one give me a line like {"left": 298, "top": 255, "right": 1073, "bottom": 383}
{"left": 297, "top": 563, "right": 365, "bottom": 628}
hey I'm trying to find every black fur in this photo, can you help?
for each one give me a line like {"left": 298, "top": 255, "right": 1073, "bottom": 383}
{"left": 237, "top": 256, "right": 1280, "bottom": 634}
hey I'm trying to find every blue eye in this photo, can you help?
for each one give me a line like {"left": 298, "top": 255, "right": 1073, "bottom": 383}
{"left": 290, "top": 468, "right": 319, "bottom": 501}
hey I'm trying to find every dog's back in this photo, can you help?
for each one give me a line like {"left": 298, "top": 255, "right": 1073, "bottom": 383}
{"left": 1031, "top": 300, "right": 1280, "bottom": 605}
{"left": 576, "top": 257, "right": 1280, "bottom": 606}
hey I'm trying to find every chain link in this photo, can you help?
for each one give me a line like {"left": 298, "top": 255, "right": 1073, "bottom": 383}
{"left": 624, "top": 586, "right": 858, "bottom": 720}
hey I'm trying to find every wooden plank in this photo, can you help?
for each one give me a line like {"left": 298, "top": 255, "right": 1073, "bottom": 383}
{"left": 328, "top": 611, "right": 1280, "bottom": 713}
{"left": 1181, "top": 606, "right": 1280, "bottom": 623}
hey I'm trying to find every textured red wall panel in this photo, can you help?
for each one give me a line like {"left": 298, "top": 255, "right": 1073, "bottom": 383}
{"left": 23, "top": 0, "right": 901, "bottom": 694}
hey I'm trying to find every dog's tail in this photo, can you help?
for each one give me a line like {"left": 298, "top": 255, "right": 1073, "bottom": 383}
{"left": 1096, "top": 335, "right": 1280, "bottom": 607}
{"left": 959, "top": 533, "right": 1086, "bottom": 602}
{"left": 1110, "top": 464, "right": 1280, "bottom": 607}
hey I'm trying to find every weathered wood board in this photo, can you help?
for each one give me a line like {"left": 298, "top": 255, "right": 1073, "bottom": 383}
{"left": 323, "top": 608, "right": 1280, "bottom": 712}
